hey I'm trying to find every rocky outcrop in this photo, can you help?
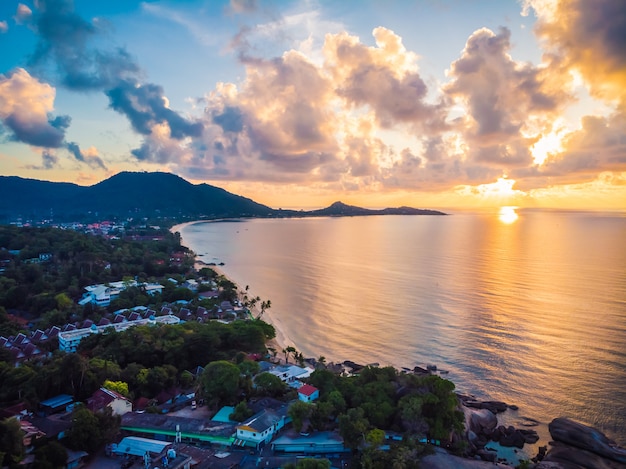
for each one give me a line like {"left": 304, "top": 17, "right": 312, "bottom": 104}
{"left": 536, "top": 418, "right": 626, "bottom": 469}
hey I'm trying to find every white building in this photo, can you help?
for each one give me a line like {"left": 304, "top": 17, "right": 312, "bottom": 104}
{"left": 58, "top": 315, "right": 180, "bottom": 352}
{"left": 78, "top": 281, "right": 164, "bottom": 307}
{"left": 234, "top": 408, "right": 288, "bottom": 448}
{"left": 269, "top": 364, "right": 314, "bottom": 384}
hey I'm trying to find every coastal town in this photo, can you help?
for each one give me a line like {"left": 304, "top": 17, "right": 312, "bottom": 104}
{"left": 0, "top": 223, "right": 624, "bottom": 469}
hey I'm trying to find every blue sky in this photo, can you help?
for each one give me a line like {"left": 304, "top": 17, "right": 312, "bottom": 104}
{"left": 0, "top": 0, "right": 625, "bottom": 209}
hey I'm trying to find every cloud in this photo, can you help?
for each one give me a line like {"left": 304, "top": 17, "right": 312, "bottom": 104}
{"left": 527, "top": 0, "right": 626, "bottom": 108}
{"left": 444, "top": 27, "right": 571, "bottom": 168}
{"left": 0, "top": 68, "right": 69, "bottom": 148}
{"left": 27, "top": 0, "right": 200, "bottom": 143}
{"left": 512, "top": 112, "right": 626, "bottom": 188}
{"left": 0, "top": 21, "right": 7, "bottom": 34}
{"left": 65, "top": 141, "right": 107, "bottom": 170}
{"left": 29, "top": 0, "right": 139, "bottom": 91}
{"left": 106, "top": 80, "right": 203, "bottom": 139}
{"left": 15, "top": 4, "right": 33, "bottom": 24}
{"left": 325, "top": 27, "right": 447, "bottom": 130}
{"left": 25, "top": 150, "right": 59, "bottom": 170}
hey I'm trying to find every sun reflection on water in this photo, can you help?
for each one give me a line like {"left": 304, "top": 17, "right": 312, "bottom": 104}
{"left": 499, "top": 206, "right": 519, "bottom": 224}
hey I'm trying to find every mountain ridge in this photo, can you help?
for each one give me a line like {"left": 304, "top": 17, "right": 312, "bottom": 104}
{"left": 0, "top": 172, "right": 446, "bottom": 221}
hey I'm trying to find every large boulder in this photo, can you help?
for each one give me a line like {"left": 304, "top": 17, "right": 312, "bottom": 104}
{"left": 548, "top": 418, "right": 626, "bottom": 464}
{"left": 537, "top": 441, "right": 626, "bottom": 469}
{"left": 469, "top": 408, "right": 498, "bottom": 435}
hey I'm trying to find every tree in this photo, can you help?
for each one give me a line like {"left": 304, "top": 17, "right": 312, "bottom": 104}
{"left": 66, "top": 406, "right": 102, "bottom": 453}
{"left": 338, "top": 408, "right": 369, "bottom": 450}
{"left": 0, "top": 417, "right": 24, "bottom": 467}
{"left": 229, "top": 401, "right": 254, "bottom": 422}
{"left": 284, "top": 345, "right": 296, "bottom": 364}
{"left": 34, "top": 441, "right": 68, "bottom": 469}
{"left": 199, "top": 361, "right": 240, "bottom": 407}
{"left": 103, "top": 380, "right": 129, "bottom": 397}
{"left": 54, "top": 292, "right": 73, "bottom": 311}
{"left": 288, "top": 401, "right": 313, "bottom": 433}
{"left": 254, "top": 372, "right": 286, "bottom": 398}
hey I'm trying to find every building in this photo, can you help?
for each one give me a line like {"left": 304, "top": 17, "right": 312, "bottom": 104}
{"left": 39, "top": 395, "right": 74, "bottom": 416}
{"left": 58, "top": 315, "right": 180, "bottom": 352}
{"left": 297, "top": 384, "right": 319, "bottom": 403}
{"left": 120, "top": 413, "right": 235, "bottom": 446}
{"left": 87, "top": 387, "right": 132, "bottom": 416}
{"left": 234, "top": 408, "right": 289, "bottom": 449}
{"left": 78, "top": 280, "right": 164, "bottom": 307}
{"left": 272, "top": 431, "right": 348, "bottom": 454}
{"left": 269, "top": 364, "right": 314, "bottom": 384}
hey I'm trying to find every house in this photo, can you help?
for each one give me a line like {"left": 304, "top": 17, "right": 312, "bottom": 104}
{"left": 87, "top": 387, "right": 132, "bottom": 416}
{"left": 183, "top": 279, "right": 199, "bottom": 291}
{"left": 234, "top": 407, "right": 289, "bottom": 449}
{"left": 269, "top": 364, "right": 314, "bottom": 384}
{"left": 298, "top": 384, "right": 319, "bottom": 403}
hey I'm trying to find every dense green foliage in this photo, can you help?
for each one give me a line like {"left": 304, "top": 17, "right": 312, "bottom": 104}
{"left": 0, "top": 225, "right": 192, "bottom": 317}
{"left": 0, "top": 418, "right": 24, "bottom": 468}
{"left": 306, "top": 366, "right": 464, "bottom": 455}
{"left": 0, "top": 319, "right": 275, "bottom": 405}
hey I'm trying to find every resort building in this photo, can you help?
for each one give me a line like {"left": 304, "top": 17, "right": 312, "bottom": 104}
{"left": 78, "top": 280, "right": 164, "bottom": 307}
{"left": 58, "top": 315, "right": 180, "bottom": 352}
{"left": 269, "top": 364, "right": 314, "bottom": 384}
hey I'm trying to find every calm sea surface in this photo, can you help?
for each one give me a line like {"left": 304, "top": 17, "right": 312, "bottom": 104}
{"left": 177, "top": 209, "right": 626, "bottom": 446}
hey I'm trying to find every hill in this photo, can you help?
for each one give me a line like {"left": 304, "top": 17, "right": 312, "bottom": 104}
{"left": 0, "top": 172, "right": 446, "bottom": 221}
{"left": 0, "top": 172, "right": 274, "bottom": 221}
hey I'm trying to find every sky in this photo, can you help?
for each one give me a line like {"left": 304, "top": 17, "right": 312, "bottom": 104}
{"left": 0, "top": 0, "right": 625, "bottom": 210}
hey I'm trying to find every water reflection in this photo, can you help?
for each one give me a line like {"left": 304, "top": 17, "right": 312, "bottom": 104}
{"left": 499, "top": 206, "right": 518, "bottom": 224}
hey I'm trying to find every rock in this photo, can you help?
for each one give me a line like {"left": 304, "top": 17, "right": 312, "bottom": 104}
{"left": 508, "top": 404, "right": 519, "bottom": 411}
{"left": 463, "top": 399, "right": 509, "bottom": 413}
{"left": 476, "top": 449, "right": 497, "bottom": 462}
{"left": 532, "top": 445, "right": 548, "bottom": 463}
{"left": 469, "top": 408, "right": 498, "bottom": 434}
{"left": 519, "top": 428, "right": 540, "bottom": 444}
{"left": 540, "top": 441, "right": 626, "bottom": 469}
{"left": 499, "top": 429, "right": 525, "bottom": 448}
{"left": 413, "top": 365, "right": 430, "bottom": 374}
{"left": 548, "top": 417, "right": 626, "bottom": 464}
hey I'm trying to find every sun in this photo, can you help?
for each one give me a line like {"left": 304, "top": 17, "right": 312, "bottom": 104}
{"left": 498, "top": 206, "right": 519, "bottom": 224}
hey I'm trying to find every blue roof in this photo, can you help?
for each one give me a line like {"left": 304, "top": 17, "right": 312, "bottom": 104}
{"left": 40, "top": 394, "right": 73, "bottom": 408}
{"left": 212, "top": 406, "right": 236, "bottom": 423}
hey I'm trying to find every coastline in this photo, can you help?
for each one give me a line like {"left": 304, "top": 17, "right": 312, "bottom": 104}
{"left": 192, "top": 258, "right": 293, "bottom": 358}
{"left": 177, "top": 221, "right": 626, "bottom": 467}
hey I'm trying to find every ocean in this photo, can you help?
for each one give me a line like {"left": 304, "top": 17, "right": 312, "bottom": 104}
{"left": 176, "top": 208, "right": 626, "bottom": 450}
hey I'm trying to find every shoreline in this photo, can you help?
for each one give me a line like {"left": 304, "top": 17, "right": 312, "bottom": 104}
{"left": 193, "top": 259, "right": 294, "bottom": 358}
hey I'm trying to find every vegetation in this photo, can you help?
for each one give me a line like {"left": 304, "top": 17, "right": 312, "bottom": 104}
{"left": 0, "top": 225, "right": 193, "bottom": 318}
